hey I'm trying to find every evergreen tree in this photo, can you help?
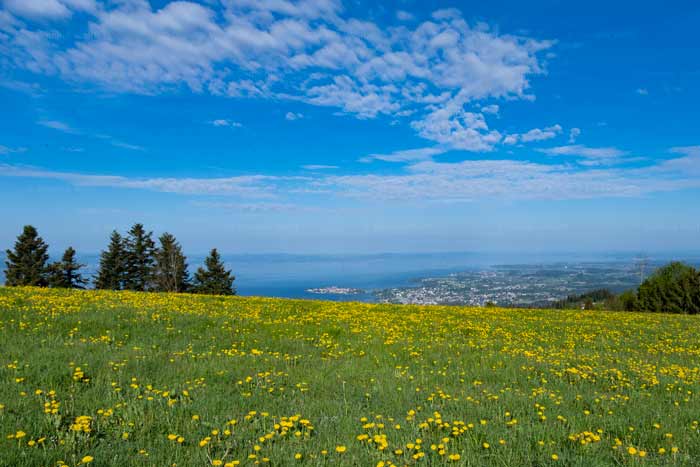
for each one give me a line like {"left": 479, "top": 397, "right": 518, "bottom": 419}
{"left": 95, "top": 231, "right": 127, "bottom": 290}
{"left": 48, "top": 247, "right": 88, "bottom": 289}
{"left": 123, "top": 223, "right": 156, "bottom": 291}
{"left": 618, "top": 290, "right": 639, "bottom": 311}
{"left": 4, "top": 225, "right": 49, "bottom": 286}
{"left": 154, "top": 233, "right": 190, "bottom": 292}
{"left": 637, "top": 262, "right": 700, "bottom": 314}
{"left": 192, "top": 249, "right": 235, "bottom": 295}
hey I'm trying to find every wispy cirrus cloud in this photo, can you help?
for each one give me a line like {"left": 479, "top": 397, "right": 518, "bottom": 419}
{"left": 38, "top": 119, "right": 77, "bottom": 133}
{"left": 1, "top": 145, "right": 698, "bottom": 203}
{"left": 302, "top": 164, "right": 338, "bottom": 170}
{"left": 110, "top": 140, "right": 145, "bottom": 151}
{"left": 359, "top": 147, "right": 444, "bottom": 163}
{"left": 37, "top": 119, "right": 145, "bottom": 151}
{"left": 662, "top": 146, "right": 700, "bottom": 175}
{"left": 538, "top": 144, "right": 628, "bottom": 160}
{"left": 191, "top": 200, "right": 324, "bottom": 213}
{"left": 0, "top": 144, "right": 27, "bottom": 154}
{"left": 0, "top": 163, "right": 289, "bottom": 197}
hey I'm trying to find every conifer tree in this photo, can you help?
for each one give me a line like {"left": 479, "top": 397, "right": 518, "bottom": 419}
{"left": 123, "top": 223, "right": 156, "bottom": 291}
{"left": 95, "top": 231, "right": 126, "bottom": 290}
{"left": 192, "top": 248, "right": 235, "bottom": 295}
{"left": 637, "top": 262, "right": 700, "bottom": 314}
{"left": 154, "top": 232, "right": 190, "bottom": 292}
{"left": 4, "top": 225, "right": 49, "bottom": 286}
{"left": 48, "top": 247, "right": 88, "bottom": 289}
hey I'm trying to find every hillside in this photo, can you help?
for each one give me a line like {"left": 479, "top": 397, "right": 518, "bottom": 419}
{"left": 1, "top": 287, "right": 699, "bottom": 466}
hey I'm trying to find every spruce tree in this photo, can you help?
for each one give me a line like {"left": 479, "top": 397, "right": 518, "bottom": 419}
{"left": 192, "top": 248, "right": 235, "bottom": 295}
{"left": 4, "top": 225, "right": 49, "bottom": 286}
{"left": 48, "top": 247, "right": 88, "bottom": 289}
{"left": 123, "top": 223, "right": 156, "bottom": 291}
{"left": 154, "top": 233, "right": 190, "bottom": 292}
{"left": 95, "top": 231, "right": 127, "bottom": 290}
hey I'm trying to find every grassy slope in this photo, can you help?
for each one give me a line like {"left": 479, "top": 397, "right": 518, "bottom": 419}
{"left": 0, "top": 286, "right": 699, "bottom": 467}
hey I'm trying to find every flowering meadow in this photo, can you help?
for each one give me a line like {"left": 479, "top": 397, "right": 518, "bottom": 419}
{"left": 1, "top": 287, "right": 699, "bottom": 466}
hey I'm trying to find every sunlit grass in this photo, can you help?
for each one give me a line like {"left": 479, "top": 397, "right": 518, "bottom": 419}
{"left": 1, "top": 286, "right": 699, "bottom": 466}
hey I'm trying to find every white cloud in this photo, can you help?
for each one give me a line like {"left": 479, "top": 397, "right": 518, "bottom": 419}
{"left": 3, "top": 0, "right": 70, "bottom": 20}
{"left": 520, "top": 124, "right": 562, "bottom": 142}
{"left": 285, "top": 111, "right": 303, "bottom": 121}
{"left": 302, "top": 164, "right": 338, "bottom": 170}
{"left": 396, "top": 10, "right": 414, "bottom": 21}
{"left": 360, "top": 147, "right": 444, "bottom": 163}
{"left": 636, "top": 88, "right": 649, "bottom": 95}
{"left": 191, "top": 201, "right": 320, "bottom": 213}
{"left": 0, "top": 144, "right": 27, "bottom": 154}
{"left": 539, "top": 144, "right": 628, "bottom": 159}
{"left": 2, "top": 0, "right": 96, "bottom": 20}
{"left": 320, "top": 157, "right": 699, "bottom": 201}
{"left": 110, "top": 140, "right": 145, "bottom": 151}
{"left": 503, "top": 124, "right": 562, "bottom": 145}
{"left": 37, "top": 119, "right": 77, "bottom": 133}
{"left": 480, "top": 104, "right": 499, "bottom": 115}
{"left": 2, "top": 144, "right": 699, "bottom": 203}
{"left": 669, "top": 146, "right": 700, "bottom": 157}
{"left": 2, "top": 1, "right": 553, "bottom": 150}
{"left": 411, "top": 106, "right": 502, "bottom": 151}
{"left": 211, "top": 119, "right": 242, "bottom": 128}
{"left": 568, "top": 127, "right": 581, "bottom": 143}
{"left": 37, "top": 119, "right": 145, "bottom": 150}
{"left": 662, "top": 146, "right": 700, "bottom": 175}
{"left": 0, "top": 163, "right": 287, "bottom": 197}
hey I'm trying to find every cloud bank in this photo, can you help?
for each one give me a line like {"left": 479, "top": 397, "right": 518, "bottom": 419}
{"left": 1, "top": 0, "right": 555, "bottom": 150}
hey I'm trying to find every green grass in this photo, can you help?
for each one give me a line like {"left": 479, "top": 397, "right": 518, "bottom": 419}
{"left": 0, "top": 286, "right": 699, "bottom": 466}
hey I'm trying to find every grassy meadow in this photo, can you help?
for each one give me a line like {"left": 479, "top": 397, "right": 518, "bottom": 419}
{"left": 0, "top": 286, "right": 699, "bottom": 466}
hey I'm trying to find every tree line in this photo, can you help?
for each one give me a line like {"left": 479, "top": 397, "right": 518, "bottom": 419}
{"left": 538, "top": 262, "right": 700, "bottom": 314}
{"left": 3, "top": 224, "right": 235, "bottom": 295}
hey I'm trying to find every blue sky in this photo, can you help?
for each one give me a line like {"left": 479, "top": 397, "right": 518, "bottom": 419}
{"left": 1, "top": 0, "right": 699, "bottom": 254}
